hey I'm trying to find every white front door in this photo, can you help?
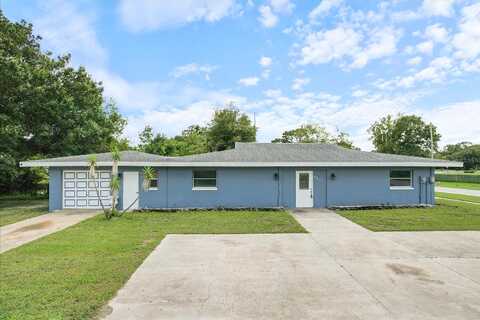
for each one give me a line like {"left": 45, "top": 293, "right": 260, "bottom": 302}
{"left": 123, "top": 171, "right": 139, "bottom": 211}
{"left": 296, "top": 171, "right": 314, "bottom": 208}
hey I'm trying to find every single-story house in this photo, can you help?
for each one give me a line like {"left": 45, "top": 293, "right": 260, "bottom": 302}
{"left": 20, "top": 143, "right": 462, "bottom": 211}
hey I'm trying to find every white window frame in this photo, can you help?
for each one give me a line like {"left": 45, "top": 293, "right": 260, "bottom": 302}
{"left": 389, "top": 169, "right": 413, "bottom": 190}
{"left": 146, "top": 171, "right": 158, "bottom": 191}
{"left": 192, "top": 170, "right": 217, "bottom": 191}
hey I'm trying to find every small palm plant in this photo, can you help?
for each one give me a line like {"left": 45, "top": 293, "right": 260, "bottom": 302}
{"left": 87, "top": 154, "right": 106, "bottom": 213}
{"left": 110, "top": 146, "right": 121, "bottom": 218}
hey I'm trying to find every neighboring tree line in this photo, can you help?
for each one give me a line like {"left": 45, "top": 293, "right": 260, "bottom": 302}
{"left": 137, "top": 108, "right": 256, "bottom": 156}
{"left": 0, "top": 11, "right": 125, "bottom": 194}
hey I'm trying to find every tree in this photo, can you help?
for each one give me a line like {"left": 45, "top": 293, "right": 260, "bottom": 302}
{"left": 207, "top": 107, "right": 256, "bottom": 151}
{"left": 272, "top": 124, "right": 358, "bottom": 149}
{"left": 368, "top": 114, "right": 440, "bottom": 157}
{"left": 0, "top": 11, "right": 126, "bottom": 193}
{"left": 440, "top": 142, "right": 480, "bottom": 170}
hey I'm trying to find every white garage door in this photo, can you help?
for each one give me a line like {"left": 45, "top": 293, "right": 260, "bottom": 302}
{"left": 63, "top": 170, "right": 112, "bottom": 209}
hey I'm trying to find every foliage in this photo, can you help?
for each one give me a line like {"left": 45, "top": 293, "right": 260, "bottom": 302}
{"left": 439, "top": 142, "right": 480, "bottom": 170}
{"left": 0, "top": 12, "right": 126, "bottom": 194}
{"left": 272, "top": 124, "right": 357, "bottom": 149}
{"left": 368, "top": 114, "right": 440, "bottom": 157}
{"left": 207, "top": 106, "right": 256, "bottom": 151}
{"left": 137, "top": 106, "right": 256, "bottom": 155}
{"left": 142, "top": 166, "right": 156, "bottom": 191}
{"left": 0, "top": 210, "right": 304, "bottom": 319}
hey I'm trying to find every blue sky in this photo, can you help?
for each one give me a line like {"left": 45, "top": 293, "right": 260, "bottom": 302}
{"left": 3, "top": 0, "right": 480, "bottom": 150}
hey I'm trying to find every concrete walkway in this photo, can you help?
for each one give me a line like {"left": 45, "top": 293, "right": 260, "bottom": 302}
{"left": 103, "top": 209, "right": 480, "bottom": 320}
{"left": 0, "top": 210, "right": 100, "bottom": 253}
{"left": 437, "top": 186, "right": 480, "bottom": 196}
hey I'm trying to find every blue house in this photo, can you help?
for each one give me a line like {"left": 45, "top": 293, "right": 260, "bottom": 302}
{"left": 21, "top": 143, "right": 462, "bottom": 211}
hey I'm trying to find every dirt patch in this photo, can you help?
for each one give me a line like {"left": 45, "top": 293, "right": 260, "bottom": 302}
{"left": 13, "top": 220, "right": 54, "bottom": 233}
{"left": 386, "top": 263, "right": 428, "bottom": 277}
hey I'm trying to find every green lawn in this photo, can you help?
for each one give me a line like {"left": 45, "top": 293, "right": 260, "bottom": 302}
{"left": 436, "top": 192, "right": 480, "bottom": 204}
{"left": 337, "top": 199, "right": 480, "bottom": 232}
{"left": 0, "top": 199, "right": 48, "bottom": 227}
{"left": 0, "top": 210, "right": 305, "bottom": 320}
{"left": 436, "top": 181, "right": 480, "bottom": 190}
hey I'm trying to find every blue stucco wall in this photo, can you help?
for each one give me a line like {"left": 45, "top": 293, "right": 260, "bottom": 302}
{"left": 48, "top": 168, "right": 62, "bottom": 211}
{"left": 48, "top": 166, "right": 436, "bottom": 210}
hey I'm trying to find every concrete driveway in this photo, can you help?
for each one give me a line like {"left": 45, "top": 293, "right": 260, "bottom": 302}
{"left": 0, "top": 209, "right": 100, "bottom": 253}
{"left": 103, "top": 209, "right": 480, "bottom": 320}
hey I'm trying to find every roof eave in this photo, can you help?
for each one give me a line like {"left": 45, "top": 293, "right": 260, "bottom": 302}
{"left": 20, "top": 160, "right": 463, "bottom": 168}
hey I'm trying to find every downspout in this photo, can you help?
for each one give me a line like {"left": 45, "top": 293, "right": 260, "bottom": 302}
{"left": 277, "top": 167, "right": 280, "bottom": 207}
{"left": 418, "top": 176, "right": 422, "bottom": 204}
{"left": 325, "top": 169, "right": 328, "bottom": 208}
{"left": 166, "top": 167, "right": 169, "bottom": 208}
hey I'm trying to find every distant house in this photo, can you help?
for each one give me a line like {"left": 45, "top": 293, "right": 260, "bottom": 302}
{"left": 21, "top": 143, "right": 462, "bottom": 211}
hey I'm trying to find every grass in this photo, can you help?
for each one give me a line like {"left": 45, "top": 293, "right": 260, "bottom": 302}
{"left": 337, "top": 199, "right": 480, "bottom": 232}
{"left": 0, "top": 199, "right": 48, "bottom": 227}
{"left": 436, "top": 192, "right": 480, "bottom": 204}
{"left": 0, "top": 210, "right": 305, "bottom": 320}
{"left": 436, "top": 181, "right": 480, "bottom": 190}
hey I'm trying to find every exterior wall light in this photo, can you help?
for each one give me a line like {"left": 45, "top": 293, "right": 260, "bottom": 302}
{"left": 330, "top": 173, "right": 336, "bottom": 180}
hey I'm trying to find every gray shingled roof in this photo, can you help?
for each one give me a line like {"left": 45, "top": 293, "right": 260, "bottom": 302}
{"left": 21, "top": 143, "right": 462, "bottom": 167}
{"left": 23, "top": 151, "right": 169, "bottom": 163}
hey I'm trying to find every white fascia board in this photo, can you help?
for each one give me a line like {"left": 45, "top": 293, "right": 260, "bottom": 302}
{"left": 20, "top": 160, "right": 463, "bottom": 168}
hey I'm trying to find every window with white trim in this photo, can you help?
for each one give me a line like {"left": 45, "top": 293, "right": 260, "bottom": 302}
{"left": 148, "top": 176, "right": 158, "bottom": 190}
{"left": 192, "top": 170, "right": 217, "bottom": 190}
{"left": 390, "top": 170, "right": 412, "bottom": 188}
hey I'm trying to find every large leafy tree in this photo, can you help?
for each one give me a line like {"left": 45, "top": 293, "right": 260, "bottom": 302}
{"left": 440, "top": 142, "right": 480, "bottom": 170}
{"left": 272, "top": 124, "right": 357, "bottom": 149}
{"left": 0, "top": 12, "right": 126, "bottom": 193}
{"left": 368, "top": 114, "right": 440, "bottom": 157}
{"left": 138, "top": 125, "right": 208, "bottom": 156}
{"left": 207, "top": 107, "right": 256, "bottom": 151}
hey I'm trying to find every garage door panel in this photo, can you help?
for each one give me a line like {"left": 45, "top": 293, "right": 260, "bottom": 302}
{"left": 63, "top": 170, "right": 112, "bottom": 209}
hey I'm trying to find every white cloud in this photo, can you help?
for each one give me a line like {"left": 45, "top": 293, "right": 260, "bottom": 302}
{"left": 268, "top": 0, "right": 295, "bottom": 14}
{"left": 171, "top": 63, "right": 217, "bottom": 80}
{"left": 350, "top": 27, "right": 399, "bottom": 69}
{"left": 397, "top": 57, "right": 454, "bottom": 88}
{"left": 238, "top": 77, "right": 260, "bottom": 86}
{"left": 421, "top": 0, "right": 456, "bottom": 18}
{"left": 291, "top": 78, "right": 310, "bottom": 91}
{"left": 407, "top": 56, "right": 423, "bottom": 66}
{"left": 391, "top": 10, "right": 421, "bottom": 22}
{"left": 299, "top": 25, "right": 399, "bottom": 69}
{"left": 259, "top": 56, "right": 273, "bottom": 67}
{"left": 452, "top": 3, "right": 480, "bottom": 60}
{"left": 258, "top": 5, "right": 278, "bottom": 28}
{"left": 416, "top": 41, "right": 434, "bottom": 55}
{"left": 425, "top": 24, "right": 449, "bottom": 43}
{"left": 425, "top": 100, "right": 480, "bottom": 146}
{"left": 352, "top": 90, "right": 368, "bottom": 98}
{"left": 34, "top": 0, "right": 107, "bottom": 69}
{"left": 300, "top": 26, "right": 362, "bottom": 65}
{"left": 118, "top": 0, "right": 238, "bottom": 32}
{"left": 309, "top": 0, "right": 343, "bottom": 20}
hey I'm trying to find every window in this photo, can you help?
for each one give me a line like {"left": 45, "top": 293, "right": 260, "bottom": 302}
{"left": 390, "top": 170, "right": 412, "bottom": 189}
{"left": 193, "top": 170, "right": 217, "bottom": 190}
{"left": 148, "top": 177, "right": 158, "bottom": 190}
{"left": 299, "top": 173, "right": 310, "bottom": 190}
